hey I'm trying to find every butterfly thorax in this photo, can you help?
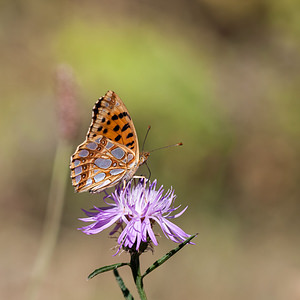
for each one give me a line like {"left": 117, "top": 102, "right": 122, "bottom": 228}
{"left": 139, "top": 151, "right": 150, "bottom": 166}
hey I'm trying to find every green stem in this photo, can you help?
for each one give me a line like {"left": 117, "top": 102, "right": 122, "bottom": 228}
{"left": 25, "top": 140, "right": 72, "bottom": 300}
{"left": 130, "top": 252, "right": 147, "bottom": 300}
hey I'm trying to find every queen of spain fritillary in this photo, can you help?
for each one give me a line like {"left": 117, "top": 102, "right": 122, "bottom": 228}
{"left": 70, "top": 91, "right": 149, "bottom": 193}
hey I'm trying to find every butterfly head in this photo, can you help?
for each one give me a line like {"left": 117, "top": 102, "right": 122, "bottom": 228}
{"left": 139, "top": 151, "right": 150, "bottom": 166}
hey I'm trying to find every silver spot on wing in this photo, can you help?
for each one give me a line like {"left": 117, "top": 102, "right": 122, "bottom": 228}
{"left": 74, "top": 160, "right": 80, "bottom": 167}
{"left": 79, "top": 149, "right": 89, "bottom": 157}
{"left": 94, "top": 158, "right": 112, "bottom": 169}
{"left": 74, "top": 166, "right": 82, "bottom": 175}
{"left": 111, "top": 147, "right": 125, "bottom": 159}
{"left": 94, "top": 172, "right": 106, "bottom": 183}
{"left": 98, "top": 179, "right": 111, "bottom": 188}
{"left": 75, "top": 175, "right": 81, "bottom": 184}
{"left": 110, "top": 169, "right": 124, "bottom": 176}
{"left": 105, "top": 141, "right": 114, "bottom": 149}
{"left": 85, "top": 178, "right": 93, "bottom": 187}
{"left": 86, "top": 142, "right": 97, "bottom": 150}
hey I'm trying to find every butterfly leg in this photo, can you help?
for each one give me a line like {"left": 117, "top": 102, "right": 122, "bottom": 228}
{"left": 144, "top": 162, "right": 151, "bottom": 181}
{"left": 133, "top": 175, "right": 147, "bottom": 180}
{"left": 122, "top": 179, "right": 127, "bottom": 190}
{"left": 133, "top": 175, "right": 147, "bottom": 188}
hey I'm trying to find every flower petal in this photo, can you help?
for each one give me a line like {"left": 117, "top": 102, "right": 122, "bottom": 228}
{"left": 78, "top": 178, "right": 191, "bottom": 254}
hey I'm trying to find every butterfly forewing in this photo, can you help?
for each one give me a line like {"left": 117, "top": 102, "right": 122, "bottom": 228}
{"left": 88, "top": 91, "right": 139, "bottom": 154}
{"left": 70, "top": 91, "right": 142, "bottom": 193}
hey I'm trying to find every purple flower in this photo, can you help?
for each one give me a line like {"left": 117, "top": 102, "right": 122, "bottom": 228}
{"left": 79, "top": 179, "right": 191, "bottom": 254}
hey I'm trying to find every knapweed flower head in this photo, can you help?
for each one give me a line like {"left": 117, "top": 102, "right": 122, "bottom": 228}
{"left": 79, "top": 179, "right": 191, "bottom": 254}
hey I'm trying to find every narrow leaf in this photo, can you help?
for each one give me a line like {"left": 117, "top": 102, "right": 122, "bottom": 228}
{"left": 142, "top": 233, "right": 197, "bottom": 278}
{"left": 113, "top": 268, "right": 134, "bottom": 300}
{"left": 88, "top": 262, "right": 129, "bottom": 280}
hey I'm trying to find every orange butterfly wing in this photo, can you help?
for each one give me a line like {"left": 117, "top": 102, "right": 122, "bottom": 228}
{"left": 70, "top": 91, "right": 140, "bottom": 193}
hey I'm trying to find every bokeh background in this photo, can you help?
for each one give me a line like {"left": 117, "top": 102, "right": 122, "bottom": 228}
{"left": 1, "top": 1, "right": 300, "bottom": 299}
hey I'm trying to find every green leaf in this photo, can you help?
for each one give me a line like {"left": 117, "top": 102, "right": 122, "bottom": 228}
{"left": 88, "top": 262, "right": 129, "bottom": 280}
{"left": 142, "top": 234, "right": 197, "bottom": 278}
{"left": 113, "top": 268, "right": 134, "bottom": 300}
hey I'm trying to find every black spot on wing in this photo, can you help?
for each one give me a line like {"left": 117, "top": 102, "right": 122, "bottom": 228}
{"left": 126, "top": 132, "right": 133, "bottom": 139}
{"left": 92, "top": 108, "right": 98, "bottom": 120}
{"left": 103, "top": 128, "right": 108, "bottom": 134}
{"left": 92, "top": 98, "right": 102, "bottom": 120}
{"left": 121, "top": 123, "right": 130, "bottom": 132}
{"left": 118, "top": 112, "right": 131, "bottom": 120}
{"left": 126, "top": 141, "right": 134, "bottom": 147}
{"left": 113, "top": 125, "right": 120, "bottom": 132}
{"left": 112, "top": 114, "right": 118, "bottom": 120}
{"left": 115, "top": 135, "right": 121, "bottom": 142}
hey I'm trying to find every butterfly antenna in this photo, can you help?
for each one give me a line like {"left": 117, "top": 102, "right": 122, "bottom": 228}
{"left": 145, "top": 162, "right": 151, "bottom": 181}
{"left": 142, "top": 125, "right": 151, "bottom": 152}
{"left": 149, "top": 142, "right": 183, "bottom": 153}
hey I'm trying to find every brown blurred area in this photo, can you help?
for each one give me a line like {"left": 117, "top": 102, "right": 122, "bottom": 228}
{"left": 1, "top": 0, "right": 300, "bottom": 299}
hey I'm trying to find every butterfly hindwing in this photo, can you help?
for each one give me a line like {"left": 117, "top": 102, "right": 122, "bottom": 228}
{"left": 70, "top": 135, "right": 137, "bottom": 193}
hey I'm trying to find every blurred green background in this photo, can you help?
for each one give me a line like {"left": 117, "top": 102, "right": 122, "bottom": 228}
{"left": 1, "top": 1, "right": 300, "bottom": 299}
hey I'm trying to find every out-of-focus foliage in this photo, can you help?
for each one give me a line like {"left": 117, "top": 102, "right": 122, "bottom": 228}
{"left": 1, "top": 1, "right": 300, "bottom": 299}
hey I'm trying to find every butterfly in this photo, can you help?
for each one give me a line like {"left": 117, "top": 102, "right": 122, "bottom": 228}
{"left": 70, "top": 90, "right": 150, "bottom": 193}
